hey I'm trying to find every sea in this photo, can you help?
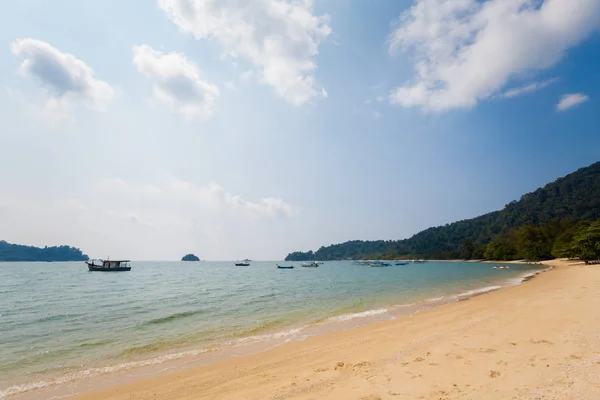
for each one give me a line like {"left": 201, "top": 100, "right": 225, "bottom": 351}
{"left": 0, "top": 260, "right": 545, "bottom": 399}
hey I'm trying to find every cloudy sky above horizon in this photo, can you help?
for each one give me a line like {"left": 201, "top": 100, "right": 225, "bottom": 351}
{"left": 1, "top": 0, "right": 599, "bottom": 260}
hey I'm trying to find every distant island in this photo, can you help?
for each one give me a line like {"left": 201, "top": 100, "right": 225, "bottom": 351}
{"left": 0, "top": 240, "right": 89, "bottom": 262}
{"left": 286, "top": 161, "right": 600, "bottom": 263}
{"left": 181, "top": 254, "right": 200, "bottom": 261}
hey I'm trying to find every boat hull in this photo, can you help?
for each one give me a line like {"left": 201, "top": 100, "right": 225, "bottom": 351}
{"left": 87, "top": 265, "right": 131, "bottom": 272}
{"left": 277, "top": 266, "right": 294, "bottom": 269}
{"left": 235, "top": 263, "right": 250, "bottom": 266}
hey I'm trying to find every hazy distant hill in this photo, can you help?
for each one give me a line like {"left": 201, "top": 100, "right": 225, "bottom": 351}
{"left": 0, "top": 241, "right": 89, "bottom": 262}
{"left": 285, "top": 161, "right": 600, "bottom": 261}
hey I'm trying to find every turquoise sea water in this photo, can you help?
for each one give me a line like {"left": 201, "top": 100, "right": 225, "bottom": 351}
{"left": 0, "top": 261, "right": 544, "bottom": 398}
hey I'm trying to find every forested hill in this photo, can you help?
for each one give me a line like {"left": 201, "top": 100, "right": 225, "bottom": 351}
{"left": 0, "top": 241, "right": 89, "bottom": 262}
{"left": 285, "top": 161, "right": 600, "bottom": 261}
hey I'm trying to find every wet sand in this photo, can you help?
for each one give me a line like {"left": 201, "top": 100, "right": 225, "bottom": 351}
{"left": 76, "top": 259, "right": 600, "bottom": 400}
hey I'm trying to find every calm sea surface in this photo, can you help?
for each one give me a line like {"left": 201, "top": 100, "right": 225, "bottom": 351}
{"left": 0, "top": 261, "right": 544, "bottom": 398}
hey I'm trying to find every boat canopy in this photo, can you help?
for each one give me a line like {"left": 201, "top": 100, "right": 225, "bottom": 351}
{"left": 102, "top": 260, "right": 130, "bottom": 268}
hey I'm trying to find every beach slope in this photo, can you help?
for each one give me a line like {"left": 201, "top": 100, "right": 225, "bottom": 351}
{"left": 78, "top": 260, "right": 600, "bottom": 400}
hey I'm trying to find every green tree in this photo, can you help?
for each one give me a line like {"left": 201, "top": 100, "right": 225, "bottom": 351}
{"left": 571, "top": 220, "right": 600, "bottom": 263}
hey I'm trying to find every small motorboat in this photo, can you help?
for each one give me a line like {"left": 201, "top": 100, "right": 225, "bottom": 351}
{"left": 86, "top": 259, "right": 131, "bottom": 272}
{"left": 301, "top": 262, "right": 319, "bottom": 267}
{"left": 369, "top": 261, "right": 390, "bottom": 267}
{"left": 277, "top": 265, "right": 294, "bottom": 269}
{"left": 395, "top": 262, "right": 408, "bottom": 266}
{"left": 235, "top": 262, "right": 250, "bottom": 266}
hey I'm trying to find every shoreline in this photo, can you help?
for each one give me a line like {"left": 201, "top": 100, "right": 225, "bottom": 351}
{"left": 69, "top": 258, "right": 598, "bottom": 399}
{"left": 3, "top": 261, "right": 569, "bottom": 400}
{"left": 2, "top": 263, "right": 543, "bottom": 400}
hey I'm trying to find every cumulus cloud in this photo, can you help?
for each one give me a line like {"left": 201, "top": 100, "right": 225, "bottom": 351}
{"left": 388, "top": 0, "right": 600, "bottom": 111}
{"left": 10, "top": 38, "right": 117, "bottom": 111}
{"left": 162, "top": 176, "right": 297, "bottom": 219}
{"left": 132, "top": 45, "right": 219, "bottom": 120}
{"left": 158, "top": 0, "right": 331, "bottom": 106}
{"left": 96, "top": 175, "right": 297, "bottom": 220}
{"left": 556, "top": 93, "right": 589, "bottom": 112}
{"left": 500, "top": 78, "right": 559, "bottom": 99}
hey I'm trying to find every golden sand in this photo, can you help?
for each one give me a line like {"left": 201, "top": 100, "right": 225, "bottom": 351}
{"left": 76, "top": 259, "right": 599, "bottom": 400}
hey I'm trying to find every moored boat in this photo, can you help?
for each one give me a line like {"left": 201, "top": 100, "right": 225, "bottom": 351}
{"left": 369, "top": 261, "right": 390, "bottom": 267}
{"left": 277, "top": 265, "right": 294, "bottom": 269}
{"left": 235, "top": 262, "right": 250, "bottom": 266}
{"left": 86, "top": 259, "right": 131, "bottom": 272}
{"left": 301, "top": 262, "right": 319, "bottom": 267}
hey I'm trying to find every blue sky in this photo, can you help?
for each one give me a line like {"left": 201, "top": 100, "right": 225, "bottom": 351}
{"left": 0, "top": 0, "right": 598, "bottom": 260}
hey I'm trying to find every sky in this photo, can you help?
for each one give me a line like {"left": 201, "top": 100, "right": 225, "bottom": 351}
{"left": 0, "top": 0, "right": 599, "bottom": 261}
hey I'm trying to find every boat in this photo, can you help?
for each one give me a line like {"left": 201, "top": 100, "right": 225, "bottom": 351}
{"left": 369, "top": 261, "right": 390, "bottom": 267}
{"left": 235, "top": 262, "right": 250, "bottom": 266}
{"left": 301, "top": 262, "right": 319, "bottom": 267}
{"left": 86, "top": 259, "right": 131, "bottom": 272}
{"left": 277, "top": 265, "right": 294, "bottom": 269}
{"left": 395, "top": 262, "right": 408, "bottom": 265}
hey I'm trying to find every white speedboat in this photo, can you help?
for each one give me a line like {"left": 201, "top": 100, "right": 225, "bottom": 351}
{"left": 301, "top": 262, "right": 319, "bottom": 267}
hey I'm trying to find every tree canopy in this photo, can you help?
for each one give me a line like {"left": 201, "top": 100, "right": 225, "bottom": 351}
{"left": 0, "top": 241, "right": 89, "bottom": 262}
{"left": 181, "top": 254, "right": 200, "bottom": 261}
{"left": 285, "top": 161, "right": 600, "bottom": 261}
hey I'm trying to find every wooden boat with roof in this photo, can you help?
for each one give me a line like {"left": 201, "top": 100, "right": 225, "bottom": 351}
{"left": 86, "top": 259, "right": 132, "bottom": 271}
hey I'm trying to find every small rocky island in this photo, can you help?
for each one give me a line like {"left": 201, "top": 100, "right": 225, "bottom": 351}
{"left": 181, "top": 254, "right": 200, "bottom": 261}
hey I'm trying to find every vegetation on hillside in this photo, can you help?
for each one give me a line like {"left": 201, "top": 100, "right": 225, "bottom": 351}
{"left": 181, "top": 254, "right": 200, "bottom": 261}
{"left": 285, "top": 161, "right": 600, "bottom": 262}
{"left": 0, "top": 241, "right": 89, "bottom": 262}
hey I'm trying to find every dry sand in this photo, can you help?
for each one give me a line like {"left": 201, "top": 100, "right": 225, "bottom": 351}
{"left": 77, "top": 259, "right": 600, "bottom": 400}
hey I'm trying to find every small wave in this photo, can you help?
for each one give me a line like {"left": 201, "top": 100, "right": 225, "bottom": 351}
{"left": 145, "top": 310, "right": 203, "bottom": 325}
{"left": 79, "top": 339, "right": 113, "bottom": 348}
{"left": 456, "top": 285, "right": 502, "bottom": 298}
{"left": 234, "top": 318, "right": 288, "bottom": 337}
{"left": 235, "top": 327, "right": 306, "bottom": 344}
{"left": 426, "top": 296, "right": 444, "bottom": 302}
{"left": 0, "top": 347, "right": 215, "bottom": 398}
{"left": 327, "top": 308, "right": 388, "bottom": 322}
{"left": 245, "top": 292, "right": 280, "bottom": 306}
{"left": 503, "top": 267, "right": 549, "bottom": 286}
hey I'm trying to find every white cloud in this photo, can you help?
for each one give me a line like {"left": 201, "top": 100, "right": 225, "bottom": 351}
{"left": 10, "top": 38, "right": 117, "bottom": 112}
{"left": 158, "top": 0, "right": 331, "bottom": 106}
{"left": 161, "top": 176, "right": 298, "bottom": 219}
{"left": 94, "top": 175, "right": 297, "bottom": 220}
{"left": 500, "top": 78, "right": 559, "bottom": 98}
{"left": 389, "top": 0, "right": 600, "bottom": 111}
{"left": 132, "top": 44, "right": 219, "bottom": 120}
{"left": 556, "top": 93, "right": 589, "bottom": 112}
{"left": 224, "top": 81, "right": 236, "bottom": 90}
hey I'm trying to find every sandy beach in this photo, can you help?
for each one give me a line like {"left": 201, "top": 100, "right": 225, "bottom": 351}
{"left": 74, "top": 259, "right": 599, "bottom": 400}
